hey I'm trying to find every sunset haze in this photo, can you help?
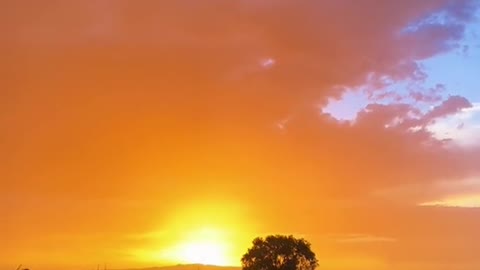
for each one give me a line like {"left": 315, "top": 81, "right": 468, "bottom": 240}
{"left": 2, "top": 1, "right": 480, "bottom": 270}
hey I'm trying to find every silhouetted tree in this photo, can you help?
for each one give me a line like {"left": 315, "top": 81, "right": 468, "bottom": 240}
{"left": 241, "top": 235, "right": 318, "bottom": 270}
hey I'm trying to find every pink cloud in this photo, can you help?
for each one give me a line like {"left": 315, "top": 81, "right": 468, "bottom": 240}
{"left": 424, "top": 95, "right": 472, "bottom": 123}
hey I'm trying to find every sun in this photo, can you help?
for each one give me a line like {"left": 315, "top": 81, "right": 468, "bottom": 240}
{"left": 176, "top": 239, "right": 229, "bottom": 265}
{"left": 163, "top": 227, "right": 234, "bottom": 266}
{"left": 132, "top": 201, "right": 256, "bottom": 266}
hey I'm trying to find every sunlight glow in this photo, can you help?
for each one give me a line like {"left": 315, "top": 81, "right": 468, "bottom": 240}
{"left": 131, "top": 201, "right": 255, "bottom": 266}
{"left": 172, "top": 231, "right": 230, "bottom": 265}
{"left": 162, "top": 227, "right": 233, "bottom": 266}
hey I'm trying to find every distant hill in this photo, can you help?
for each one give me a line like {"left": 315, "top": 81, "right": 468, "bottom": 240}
{"left": 117, "top": 264, "right": 241, "bottom": 270}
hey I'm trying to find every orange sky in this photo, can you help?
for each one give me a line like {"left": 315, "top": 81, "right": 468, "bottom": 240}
{"left": 2, "top": 1, "right": 480, "bottom": 270}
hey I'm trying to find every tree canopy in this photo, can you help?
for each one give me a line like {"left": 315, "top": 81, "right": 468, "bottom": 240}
{"left": 241, "top": 235, "right": 318, "bottom": 270}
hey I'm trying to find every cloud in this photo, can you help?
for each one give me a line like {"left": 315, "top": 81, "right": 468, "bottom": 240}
{"left": 334, "top": 234, "right": 397, "bottom": 244}
{"left": 420, "top": 194, "right": 480, "bottom": 208}
{"left": 3, "top": 0, "right": 480, "bottom": 222}
{"left": 3, "top": 0, "right": 479, "bottom": 216}
{"left": 423, "top": 95, "right": 472, "bottom": 123}
{"left": 409, "top": 84, "right": 445, "bottom": 103}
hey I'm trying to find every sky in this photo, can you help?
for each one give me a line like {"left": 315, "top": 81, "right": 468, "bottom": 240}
{"left": 2, "top": 1, "right": 480, "bottom": 270}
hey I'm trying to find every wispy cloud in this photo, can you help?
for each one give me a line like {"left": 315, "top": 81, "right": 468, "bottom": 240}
{"left": 420, "top": 194, "right": 480, "bottom": 208}
{"left": 333, "top": 234, "right": 397, "bottom": 244}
